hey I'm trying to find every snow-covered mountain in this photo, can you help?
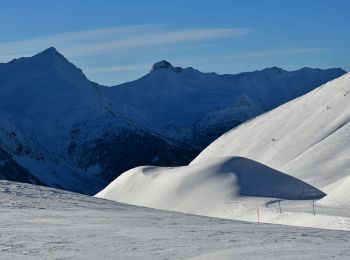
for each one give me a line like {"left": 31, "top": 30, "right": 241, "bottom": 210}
{"left": 105, "top": 61, "right": 345, "bottom": 147}
{"left": 97, "top": 72, "right": 350, "bottom": 229}
{"left": 0, "top": 48, "right": 196, "bottom": 194}
{"left": 193, "top": 72, "right": 350, "bottom": 207}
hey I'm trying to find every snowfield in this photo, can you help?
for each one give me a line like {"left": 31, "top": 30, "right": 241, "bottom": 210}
{"left": 1, "top": 180, "right": 350, "bottom": 259}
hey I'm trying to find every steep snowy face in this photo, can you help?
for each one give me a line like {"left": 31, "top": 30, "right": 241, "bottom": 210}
{"left": 0, "top": 48, "right": 197, "bottom": 194}
{"left": 106, "top": 63, "right": 345, "bottom": 147}
{"left": 97, "top": 156, "right": 324, "bottom": 216}
{"left": 193, "top": 73, "right": 350, "bottom": 194}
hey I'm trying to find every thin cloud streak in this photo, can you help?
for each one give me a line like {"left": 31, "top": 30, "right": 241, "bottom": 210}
{"left": 0, "top": 26, "right": 250, "bottom": 61}
{"left": 65, "top": 28, "right": 250, "bottom": 57}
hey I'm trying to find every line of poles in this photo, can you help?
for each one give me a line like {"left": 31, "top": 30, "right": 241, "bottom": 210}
{"left": 257, "top": 199, "right": 317, "bottom": 222}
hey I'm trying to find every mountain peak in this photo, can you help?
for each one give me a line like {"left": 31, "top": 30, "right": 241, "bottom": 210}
{"left": 261, "top": 66, "right": 286, "bottom": 74}
{"left": 33, "top": 47, "right": 66, "bottom": 61}
{"left": 152, "top": 60, "right": 173, "bottom": 70}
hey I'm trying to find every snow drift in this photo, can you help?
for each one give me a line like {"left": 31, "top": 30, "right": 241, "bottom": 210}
{"left": 97, "top": 156, "right": 324, "bottom": 216}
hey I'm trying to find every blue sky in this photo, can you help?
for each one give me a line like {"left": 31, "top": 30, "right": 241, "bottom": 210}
{"left": 0, "top": 0, "right": 349, "bottom": 85}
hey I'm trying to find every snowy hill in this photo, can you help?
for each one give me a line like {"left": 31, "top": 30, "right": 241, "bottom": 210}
{"left": 2, "top": 180, "right": 350, "bottom": 259}
{"left": 97, "top": 156, "right": 324, "bottom": 215}
{"left": 192, "top": 72, "right": 350, "bottom": 207}
{"left": 105, "top": 62, "right": 345, "bottom": 147}
{"left": 0, "top": 48, "right": 196, "bottom": 194}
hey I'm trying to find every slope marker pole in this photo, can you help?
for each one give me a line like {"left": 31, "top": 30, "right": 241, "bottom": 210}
{"left": 312, "top": 200, "right": 315, "bottom": 216}
{"left": 279, "top": 201, "right": 282, "bottom": 213}
{"left": 257, "top": 209, "right": 260, "bottom": 223}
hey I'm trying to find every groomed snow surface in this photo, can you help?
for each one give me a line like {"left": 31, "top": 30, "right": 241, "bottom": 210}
{"left": 98, "top": 73, "right": 350, "bottom": 231}
{"left": 1, "top": 181, "right": 350, "bottom": 259}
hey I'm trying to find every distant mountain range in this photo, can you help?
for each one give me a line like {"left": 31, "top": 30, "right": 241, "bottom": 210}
{"left": 106, "top": 60, "right": 345, "bottom": 147}
{"left": 0, "top": 47, "right": 346, "bottom": 194}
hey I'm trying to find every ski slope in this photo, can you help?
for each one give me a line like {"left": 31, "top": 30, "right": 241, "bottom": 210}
{"left": 1, "top": 180, "right": 350, "bottom": 259}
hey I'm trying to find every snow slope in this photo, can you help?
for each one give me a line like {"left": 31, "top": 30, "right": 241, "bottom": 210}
{"left": 193, "top": 73, "right": 350, "bottom": 189}
{"left": 192, "top": 72, "right": 350, "bottom": 208}
{"left": 106, "top": 62, "right": 345, "bottom": 147}
{"left": 2, "top": 180, "right": 350, "bottom": 259}
{"left": 319, "top": 176, "right": 350, "bottom": 208}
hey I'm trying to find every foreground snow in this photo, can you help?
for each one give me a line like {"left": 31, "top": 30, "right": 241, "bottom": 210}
{"left": 1, "top": 181, "right": 350, "bottom": 259}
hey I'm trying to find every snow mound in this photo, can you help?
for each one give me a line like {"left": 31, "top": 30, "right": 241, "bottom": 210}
{"left": 192, "top": 73, "right": 350, "bottom": 192}
{"left": 96, "top": 156, "right": 324, "bottom": 215}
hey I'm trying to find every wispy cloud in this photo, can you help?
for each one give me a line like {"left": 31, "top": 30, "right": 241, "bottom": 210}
{"left": 0, "top": 25, "right": 250, "bottom": 61}
{"left": 66, "top": 28, "right": 250, "bottom": 57}
{"left": 0, "top": 25, "right": 156, "bottom": 60}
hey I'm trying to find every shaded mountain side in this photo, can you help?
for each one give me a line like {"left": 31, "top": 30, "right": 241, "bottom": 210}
{"left": 70, "top": 129, "right": 199, "bottom": 192}
{"left": 0, "top": 147, "right": 44, "bottom": 186}
{"left": 106, "top": 62, "right": 346, "bottom": 147}
{"left": 0, "top": 48, "right": 198, "bottom": 194}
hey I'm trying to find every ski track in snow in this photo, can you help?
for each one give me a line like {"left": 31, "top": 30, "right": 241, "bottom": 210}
{"left": 1, "top": 180, "right": 350, "bottom": 259}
